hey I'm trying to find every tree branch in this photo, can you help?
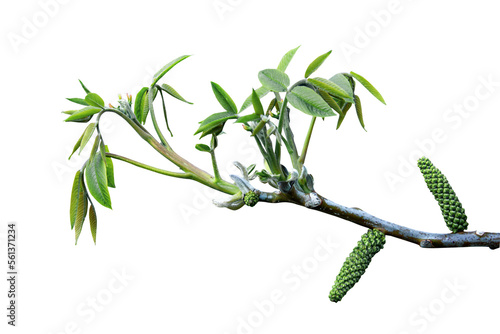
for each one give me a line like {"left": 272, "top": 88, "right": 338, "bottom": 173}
{"left": 257, "top": 187, "right": 500, "bottom": 250}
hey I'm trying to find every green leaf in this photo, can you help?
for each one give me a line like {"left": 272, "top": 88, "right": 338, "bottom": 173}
{"left": 85, "top": 93, "right": 105, "bottom": 108}
{"left": 234, "top": 113, "right": 261, "bottom": 124}
{"left": 354, "top": 95, "right": 366, "bottom": 131}
{"left": 79, "top": 123, "right": 97, "bottom": 154}
{"left": 74, "top": 189, "right": 88, "bottom": 244}
{"left": 89, "top": 203, "right": 97, "bottom": 244}
{"left": 252, "top": 119, "right": 267, "bottom": 136}
{"left": 160, "top": 83, "right": 193, "bottom": 104}
{"left": 288, "top": 86, "right": 335, "bottom": 117}
{"left": 305, "top": 50, "right": 332, "bottom": 78}
{"left": 258, "top": 69, "right": 290, "bottom": 92}
{"left": 99, "top": 139, "right": 107, "bottom": 167}
{"left": 240, "top": 86, "right": 269, "bottom": 112}
{"left": 62, "top": 110, "right": 79, "bottom": 115}
{"left": 67, "top": 98, "right": 89, "bottom": 106}
{"left": 211, "top": 82, "right": 238, "bottom": 114}
{"left": 85, "top": 148, "right": 112, "bottom": 209}
{"left": 104, "top": 145, "right": 115, "bottom": 188}
{"left": 277, "top": 46, "right": 300, "bottom": 72}
{"left": 70, "top": 171, "right": 83, "bottom": 229}
{"left": 308, "top": 77, "right": 352, "bottom": 101}
{"left": 89, "top": 135, "right": 100, "bottom": 163}
{"left": 266, "top": 98, "right": 277, "bottom": 114}
{"left": 342, "top": 73, "right": 356, "bottom": 91}
{"left": 336, "top": 102, "right": 352, "bottom": 130}
{"left": 194, "top": 111, "right": 238, "bottom": 137}
{"left": 350, "top": 71, "right": 386, "bottom": 105}
{"left": 329, "top": 73, "right": 354, "bottom": 99}
{"left": 68, "top": 132, "right": 84, "bottom": 160}
{"left": 134, "top": 87, "right": 149, "bottom": 123}
{"left": 195, "top": 143, "right": 211, "bottom": 152}
{"left": 141, "top": 91, "right": 150, "bottom": 124}
{"left": 251, "top": 89, "right": 264, "bottom": 115}
{"left": 65, "top": 106, "right": 101, "bottom": 122}
{"left": 317, "top": 89, "right": 342, "bottom": 114}
{"left": 79, "top": 79, "right": 91, "bottom": 94}
{"left": 152, "top": 55, "right": 190, "bottom": 87}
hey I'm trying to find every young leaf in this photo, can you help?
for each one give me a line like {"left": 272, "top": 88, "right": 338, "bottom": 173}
{"left": 308, "top": 77, "right": 352, "bottom": 101}
{"left": 99, "top": 139, "right": 107, "bottom": 167}
{"left": 342, "top": 72, "right": 356, "bottom": 91}
{"left": 79, "top": 79, "right": 91, "bottom": 94}
{"left": 89, "top": 135, "right": 100, "bottom": 163}
{"left": 354, "top": 95, "right": 366, "bottom": 131}
{"left": 194, "top": 111, "right": 238, "bottom": 137}
{"left": 195, "top": 143, "right": 211, "bottom": 152}
{"left": 234, "top": 113, "right": 260, "bottom": 124}
{"left": 62, "top": 110, "right": 79, "bottom": 115}
{"left": 251, "top": 89, "right": 264, "bottom": 115}
{"left": 134, "top": 87, "right": 149, "bottom": 123}
{"left": 67, "top": 98, "right": 89, "bottom": 106}
{"left": 85, "top": 93, "right": 105, "bottom": 108}
{"left": 258, "top": 69, "right": 290, "bottom": 92}
{"left": 288, "top": 86, "right": 335, "bottom": 117}
{"left": 336, "top": 102, "right": 352, "bottom": 130}
{"left": 252, "top": 119, "right": 267, "bottom": 136}
{"left": 70, "top": 171, "right": 83, "bottom": 229}
{"left": 65, "top": 106, "right": 101, "bottom": 122}
{"left": 211, "top": 82, "right": 238, "bottom": 114}
{"left": 152, "top": 55, "right": 190, "bottom": 87}
{"left": 89, "top": 203, "right": 97, "bottom": 244}
{"left": 304, "top": 50, "right": 332, "bottom": 78}
{"left": 79, "top": 123, "right": 97, "bottom": 154}
{"left": 317, "top": 89, "right": 342, "bottom": 114}
{"left": 277, "top": 46, "right": 300, "bottom": 72}
{"left": 68, "top": 131, "right": 84, "bottom": 160}
{"left": 85, "top": 148, "right": 112, "bottom": 209}
{"left": 329, "top": 73, "right": 354, "bottom": 98}
{"left": 240, "top": 86, "right": 269, "bottom": 112}
{"left": 74, "top": 190, "right": 88, "bottom": 244}
{"left": 141, "top": 91, "right": 150, "bottom": 124}
{"left": 160, "top": 83, "right": 193, "bottom": 104}
{"left": 349, "top": 71, "right": 386, "bottom": 104}
{"left": 104, "top": 145, "right": 115, "bottom": 188}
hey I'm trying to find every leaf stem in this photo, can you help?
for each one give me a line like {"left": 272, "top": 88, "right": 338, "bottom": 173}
{"left": 298, "top": 116, "right": 317, "bottom": 167}
{"left": 210, "top": 135, "right": 221, "bottom": 182}
{"left": 148, "top": 87, "right": 171, "bottom": 148}
{"left": 158, "top": 87, "right": 173, "bottom": 137}
{"left": 106, "top": 153, "right": 192, "bottom": 179}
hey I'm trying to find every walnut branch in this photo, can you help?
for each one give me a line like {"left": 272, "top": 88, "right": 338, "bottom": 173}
{"left": 257, "top": 187, "right": 500, "bottom": 250}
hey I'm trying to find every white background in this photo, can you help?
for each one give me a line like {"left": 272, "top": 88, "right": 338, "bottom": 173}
{"left": 1, "top": 0, "right": 500, "bottom": 333}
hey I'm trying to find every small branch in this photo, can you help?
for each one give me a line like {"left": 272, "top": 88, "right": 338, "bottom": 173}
{"left": 106, "top": 153, "right": 192, "bottom": 179}
{"left": 298, "top": 116, "right": 316, "bottom": 167}
{"left": 97, "top": 109, "right": 239, "bottom": 195}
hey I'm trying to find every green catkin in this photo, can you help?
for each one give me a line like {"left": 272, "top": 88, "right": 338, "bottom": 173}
{"left": 417, "top": 157, "right": 468, "bottom": 233}
{"left": 329, "top": 229, "right": 385, "bottom": 303}
{"left": 243, "top": 191, "right": 259, "bottom": 207}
